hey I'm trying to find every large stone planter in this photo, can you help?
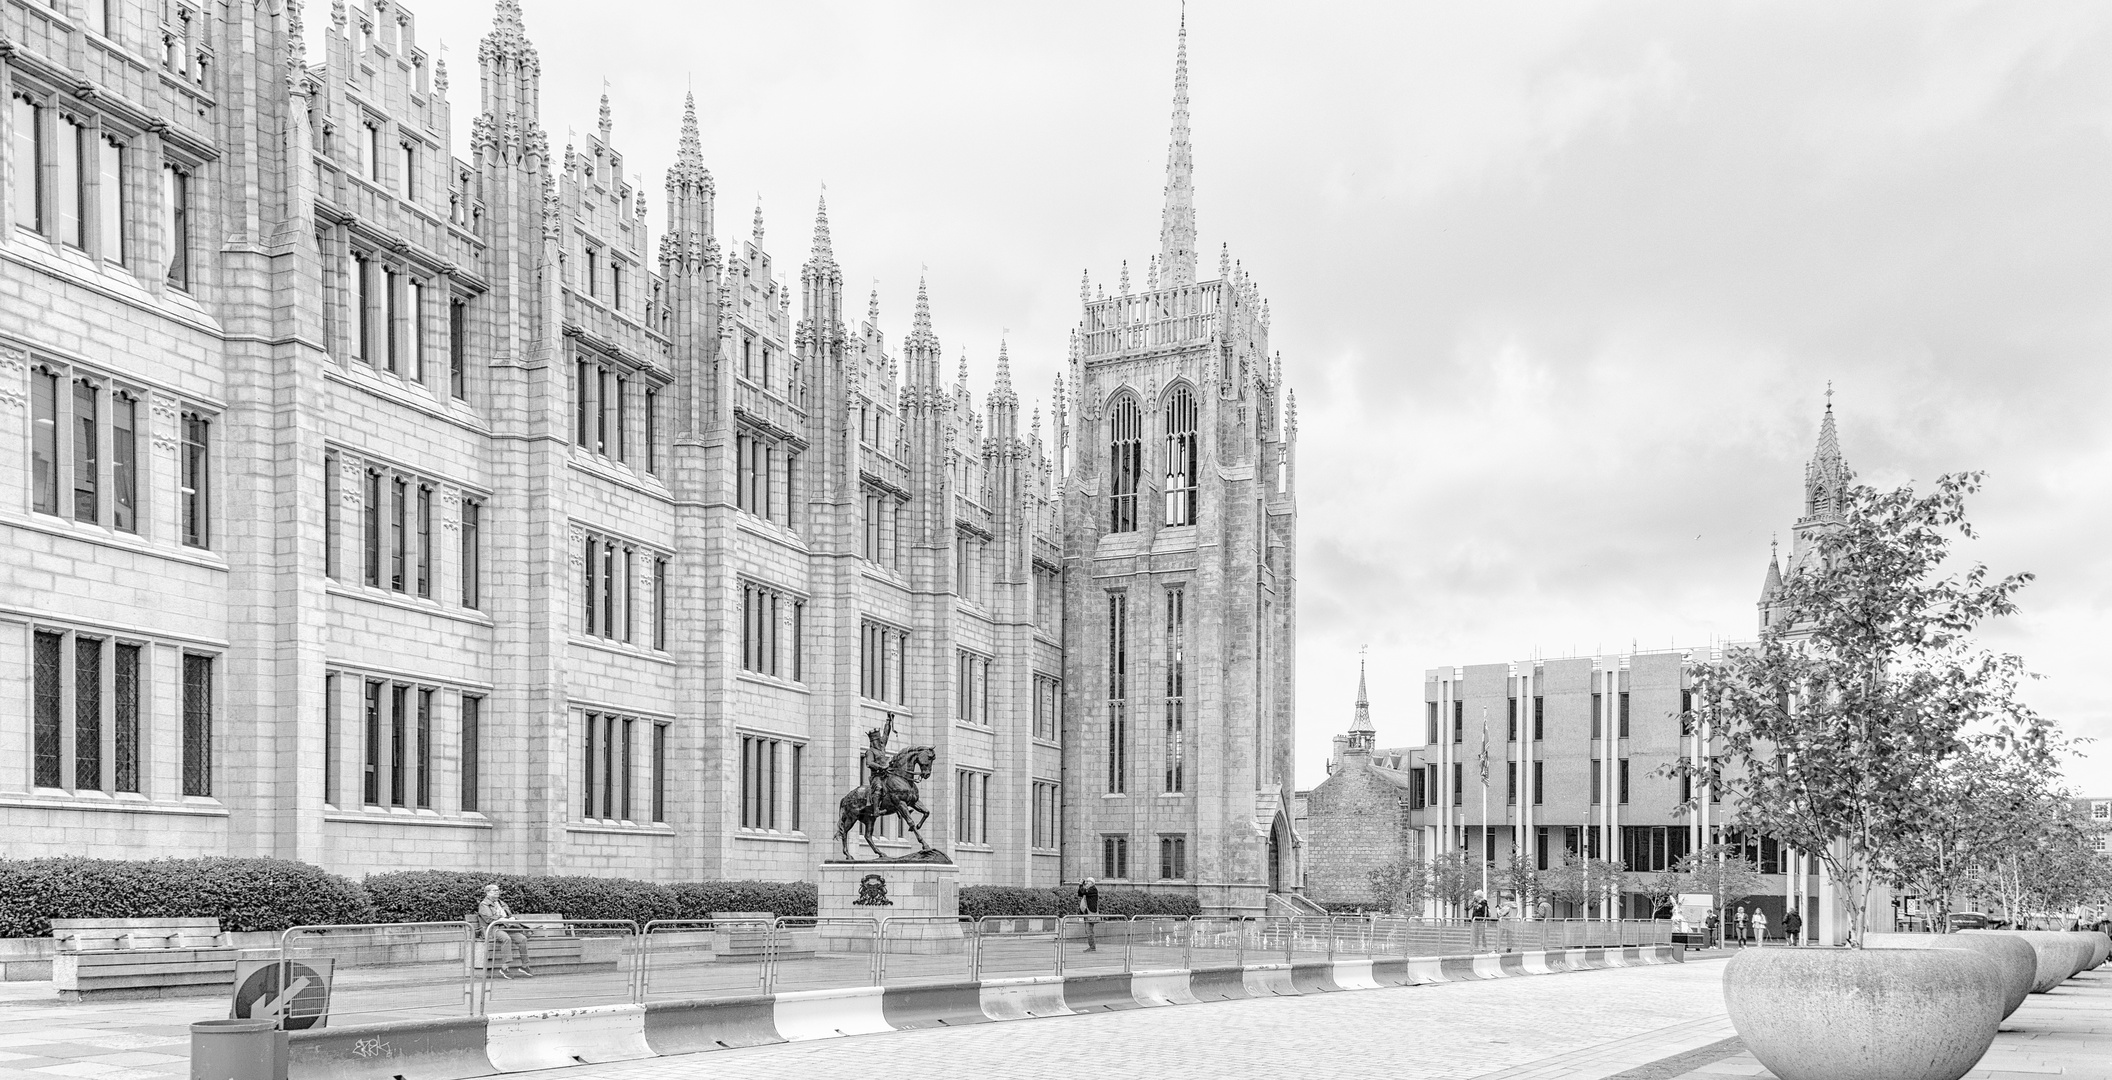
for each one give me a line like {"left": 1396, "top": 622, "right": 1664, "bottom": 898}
{"left": 1723, "top": 947, "right": 2002, "bottom": 1080}
{"left": 1965, "top": 930, "right": 2089, "bottom": 992}
{"left": 1864, "top": 933, "right": 2035, "bottom": 1020}
{"left": 2064, "top": 931, "right": 2108, "bottom": 971}
{"left": 2078, "top": 929, "right": 2112, "bottom": 972}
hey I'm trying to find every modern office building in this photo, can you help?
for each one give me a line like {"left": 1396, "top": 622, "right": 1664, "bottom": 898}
{"left": 1300, "top": 403, "right": 1874, "bottom": 940}
{"left": 0, "top": 1, "right": 1298, "bottom": 911}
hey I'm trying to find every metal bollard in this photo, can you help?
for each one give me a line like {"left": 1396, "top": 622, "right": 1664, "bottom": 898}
{"left": 190, "top": 1019, "right": 285, "bottom": 1080}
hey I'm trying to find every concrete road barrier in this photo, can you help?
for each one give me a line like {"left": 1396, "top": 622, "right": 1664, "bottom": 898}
{"left": 977, "top": 976, "right": 1071, "bottom": 1020}
{"left": 289, "top": 1016, "right": 495, "bottom": 1080}
{"left": 640, "top": 997, "right": 784, "bottom": 1055}
{"left": 772, "top": 986, "right": 891, "bottom": 1042}
{"left": 483, "top": 1005, "right": 652, "bottom": 1073}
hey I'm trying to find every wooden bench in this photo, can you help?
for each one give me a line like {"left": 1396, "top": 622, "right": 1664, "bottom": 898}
{"left": 50, "top": 918, "right": 236, "bottom": 1001}
{"left": 468, "top": 914, "right": 616, "bottom": 976}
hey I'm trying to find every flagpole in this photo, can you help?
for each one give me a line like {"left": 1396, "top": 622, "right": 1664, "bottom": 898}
{"left": 1479, "top": 708, "right": 1491, "bottom": 902}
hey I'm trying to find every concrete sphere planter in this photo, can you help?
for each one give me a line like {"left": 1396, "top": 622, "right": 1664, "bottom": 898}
{"left": 1864, "top": 933, "right": 2035, "bottom": 1020}
{"left": 2064, "top": 931, "right": 2108, "bottom": 971}
{"left": 1964, "top": 930, "right": 2088, "bottom": 992}
{"left": 1723, "top": 947, "right": 2002, "bottom": 1080}
{"left": 2081, "top": 931, "right": 2110, "bottom": 970}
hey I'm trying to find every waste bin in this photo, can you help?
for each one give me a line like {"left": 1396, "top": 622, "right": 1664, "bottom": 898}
{"left": 189, "top": 1018, "right": 286, "bottom": 1080}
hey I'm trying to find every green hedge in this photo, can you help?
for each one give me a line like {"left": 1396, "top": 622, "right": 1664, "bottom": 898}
{"left": 959, "top": 885, "right": 1201, "bottom": 919}
{"left": 0, "top": 857, "right": 376, "bottom": 937}
{"left": 364, "top": 871, "right": 817, "bottom": 925}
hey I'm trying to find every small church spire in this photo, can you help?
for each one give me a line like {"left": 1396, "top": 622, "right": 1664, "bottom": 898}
{"left": 1158, "top": 5, "right": 1198, "bottom": 287}
{"left": 668, "top": 92, "right": 709, "bottom": 191}
{"left": 810, "top": 192, "right": 833, "bottom": 263}
{"left": 1346, "top": 648, "right": 1375, "bottom": 756}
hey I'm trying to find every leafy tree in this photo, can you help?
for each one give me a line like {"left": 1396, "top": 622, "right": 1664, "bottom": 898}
{"left": 1885, "top": 748, "right": 2054, "bottom": 931}
{"left": 1540, "top": 852, "right": 1626, "bottom": 917}
{"left": 1663, "top": 844, "right": 1768, "bottom": 920}
{"left": 1366, "top": 856, "right": 1432, "bottom": 917}
{"left": 1499, "top": 855, "right": 1540, "bottom": 911}
{"left": 1673, "top": 474, "right": 2051, "bottom": 947}
{"left": 1967, "top": 795, "right": 2112, "bottom": 926}
{"left": 1428, "top": 851, "right": 1480, "bottom": 915}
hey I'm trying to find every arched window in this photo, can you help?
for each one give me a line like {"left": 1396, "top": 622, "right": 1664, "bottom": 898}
{"left": 1163, "top": 386, "right": 1197, "bottom": 526}
{"left": 1108, "top": 395, "right": 1143, "bottom": 533}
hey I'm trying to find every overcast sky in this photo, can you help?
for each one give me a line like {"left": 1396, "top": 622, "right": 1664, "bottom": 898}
{"left": 358, "top": 1, "right": 2112, "bottom": 794}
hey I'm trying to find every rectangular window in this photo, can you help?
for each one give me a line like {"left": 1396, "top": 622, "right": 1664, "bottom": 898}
{"left": 72, "top": 379, "right": 97, "bottom": 522}
{"left": 389, "top": 477, "right": 407, "bottom": 591}
{"left": 1618, "top": 692, "right": 1631, "bottom": 738}
{"left": 461, "top": 694, "right": 481, "bottom": 812}
{"left": 1159, "top": 835, "right": 1187, "bottom": 880}
{"left": 181, "top": 654, "right": 213, "bottom": 797}
{"left": 111, "top": 392, "right": 136, "bottom": 532}
{"left": 32, "top": 367, "right": 59, "bottom": 514}
{"left": 1591, "top": 758, "right": 1603, "bottom": 805}
{"left": 1033, "top": 674, "right": 1061, "bottom": 742}
{"left": 1101, "top": 835, "right": 1129, "bottom": 880}
{"left": 620, "top": 716, "right": 635, "bottom": 820}
{"left": 741, "top": 581, "right": 785, "bottom": 676}
{"left": 1165, "top": 587, "right": 1186, "bottom": 794}
{"left": 644, "top": 388, "right": 658, "bottom": 474}
{"left": 11, "top": 95, "right": 42, "bottom": 233}
{"left": 363, "top": 680, "right": 381, "bottom": 805}
{"left": 739, "top": 733, "right": 801, "bottom": 830}
{"left": 1507, "top": 696, "right": 1517, "bottom": 742}
{"left": 1106, "top": 591, "right": 1128, "bottom": 794}
{"left": 790, "top": 599, "right": 804, "bottom": 682}
{"left": 651, "top": 723, "right": 667, "bottom": 824}
{"left": 354, "top": 255, "right": 373, "bottom": 362}
{"left": 956, "top": 651, "right": 991, "bottom": 725}
{"left": 400, "top": 142, "right": 416, "bottom": 202}
{"left": 1506, "top": 761, "right": 1517, "bottom": 805}
{"left": 409, "top": 280, "right": 426, "bottom": 382}
{"left": 33, "top": 631, "right": 63, "bottom": 788}
{"left": 322, "top": 672, "right": 338, "bottom": 807}
{"left": 415, "top": 688, "right": 433, "bottom": 808}
{"left": 57, "top": 115, "right": 84, "bottom": 247}
{"left": 1031, "top": 780, "right": 1060, "bottom": 850}
{"left": 1453, "top": 700, "right": 1463, "bottom": 743}
{"left": 73, "top": 637, "right": 101, "bottom": 791}
{"left": 98, "top": 137, "right": 123, "bottom": 264}
{"left": 1534, "top": 696, "right": 1544, "bottom": 741}
{"left": 622, "top": 548, "right": 636, "bottom": 643}
{"left": 1592, "top": 693, "right": 1603, "bottom": 739}
{"left": 1425, "top": 763, "right": 1438, "bottom": 809}
{"left": 1533, "top": 760, "right": 1544, "bottom": 805}
{"left": 415, "top": 486, "right": 432, "bottom": 597}
{"left": 389, "top": 684, "right": 408, "bottom": 806}
{"left": 384, "top": 267, "right": 401, "bottom": 373}
{"left": 1680, "top": 690, "right": 1694, "bottom": 737}
{"left": 601, "top": 539, "right": 616, "bottom": 638}
{"left": 859, "top": 620, "right": 908, "bottom": 703}
{"left": 1452, "top": 762, "right": 1462, "bottom": 805}
{"left": 113, "top": 643, "right": 139, "bottom": 794}
{"left": 654, "top": 557, "right": 669, "bottom": 650}
{"left": 449, "top": 299, "right": 467, "bottom": 398}
{"left": 460, "top": 499, "right": 481, "bottom": 609}
{"left": 1619, "top": 757, "right": 1630, "bottom": 804}
{"left": 162, "top": 166, "right": 188, "bottom": 289}
{"left": 954, "top": 769, "right": 989, "bottom": 845}
{"left": 180, "top": 412, "right": 208, "bottom": 548}
{"left": 575, "top": 360, "right": 592, "bottom": 446}
{"left": 601, "top": 714, "right": 617, "bottom": 820}
{"left": 582, "top": 712, "right": 599, "bottom": 818}
{"left": 1426, "top": 701, "right": 1438, "bottom": 746}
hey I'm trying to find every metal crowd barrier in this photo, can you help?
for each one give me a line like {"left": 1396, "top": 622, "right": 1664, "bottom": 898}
{"left": 264, "top": 913, "right": 1680, "bottom": 1025}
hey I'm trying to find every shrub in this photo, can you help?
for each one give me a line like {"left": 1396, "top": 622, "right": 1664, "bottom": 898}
{"left": 668, "top": 881, "right": 816, "bottom": 919}
{"left": 365, "top": 871, "right": 523, "bottom": 925}
{"left": 958, "top": 885, "right": 1202, "bottom": 920}
{"left": 0, "top": 857, "right": 375, "bottom": 937}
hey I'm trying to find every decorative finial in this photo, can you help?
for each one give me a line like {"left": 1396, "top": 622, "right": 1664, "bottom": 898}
{"left": 598, "top": 82, "right": 612, "bottom": 139}
{"left": 751, "top": 199, "right": 764, "bottom": 246}
{"left": 1158, "top": 4, "right": 1198, "bottom": 287}
{"left": 1219, "top": 242, "right": 1231, "bottom": 279}
{"left": 810, "top": 191, "right": 833, "bottom": 262}
{"left": 1080, "top": 269, "right": 1091, "bottom": 306}
{"left": 1119, "top": 259, "right": 1130, "bottom": 295}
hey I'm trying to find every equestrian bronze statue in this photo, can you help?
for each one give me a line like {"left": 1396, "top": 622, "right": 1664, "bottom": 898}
{"left": 834, "top": 715, "right": 944, "bottom": 861}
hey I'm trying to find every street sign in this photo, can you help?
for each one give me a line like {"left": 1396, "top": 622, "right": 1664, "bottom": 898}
{"left": 230, "top": 958, "right": 334, "bottom": 1031}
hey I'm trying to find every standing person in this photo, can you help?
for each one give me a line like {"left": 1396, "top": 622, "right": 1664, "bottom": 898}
{"left": 1782, "top": 906, "right": 1803, "bottom": 945}
{"left": 1751, "top": 907, "right": 1769, "bottom": 947}
{"left": 1734, "top": 905, "right": 1749, "bottom": 948}
{"left": 1077, "top": 877, "right": 1100, "bottom": 953}
{"left": 1470, "top": 890, "right": 1491, "bottom": 951}
{"left": 1704, "top": 909, "right": 1720, "bottom": 949}
{"left": 474, "top": 884, "right": 533, "bottom": 979}
{"left": 1535, "top": 895, "right": 1553, "bottom": 922}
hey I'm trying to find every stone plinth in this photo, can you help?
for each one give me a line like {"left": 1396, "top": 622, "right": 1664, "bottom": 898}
{"left": 817, "top": 860, "right": 964, "bottom": 955}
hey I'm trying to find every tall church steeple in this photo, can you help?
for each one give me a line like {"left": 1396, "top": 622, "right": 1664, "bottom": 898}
{"left": 1157, "top": 9, "right": 1198, "bottom": 288}
{"left": 1345, "top": 655, "right": 1374, "bottom": 756}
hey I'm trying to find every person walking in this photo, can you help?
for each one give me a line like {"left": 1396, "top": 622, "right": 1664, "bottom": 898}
{"left": 1782, "top": 907, "right": 1803, "bottom": 945}
{"left": 474, "top": 884, "right": 533, "bottom": 979}
{"left": 1751, "top": 907, "right": 1769, "bottom": 947}
{"left": 1734, "top": 905, "right": 1749, "bottom": 947}
{"left": 1077, "top": 877, "right": 1100, "bottom": 952}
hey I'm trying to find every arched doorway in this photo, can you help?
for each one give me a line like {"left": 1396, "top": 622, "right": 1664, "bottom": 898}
{"left": 1268, "top": 817, "right": 1285, "bottom": 893}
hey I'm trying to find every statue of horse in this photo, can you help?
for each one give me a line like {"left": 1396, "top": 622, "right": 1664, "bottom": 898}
{"left": 835, "top": 745, "right": 937, "bottom": 860}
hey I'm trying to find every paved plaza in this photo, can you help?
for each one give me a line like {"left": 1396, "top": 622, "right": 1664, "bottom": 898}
{"left": 0, "top": 956, "right": 2103, "bottom": 1080}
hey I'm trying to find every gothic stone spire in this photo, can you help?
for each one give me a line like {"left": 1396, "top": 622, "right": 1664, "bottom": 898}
{"left": 1159, "top": 8, "right": 1198, "bottom": 287}
{"left": 667, "top": 91, "right": 711, "bottom": 192}
{"left": 809, "top": 192, "right": 834, "bottom": 266}
{"left": 1804, "top": 391, "right": 1849, "bottom": 519}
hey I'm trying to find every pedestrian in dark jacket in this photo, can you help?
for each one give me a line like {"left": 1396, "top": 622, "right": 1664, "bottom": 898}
{"left": 1782, "top": 908, "right": 1803, "bottom": 944}
{"left": 1077, "top": 878, "right": 1101, "bottom": 952}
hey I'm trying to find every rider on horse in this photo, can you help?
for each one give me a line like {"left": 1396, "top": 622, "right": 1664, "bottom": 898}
{"left": 865, "top": 714, "right": 897, "bottom": 794}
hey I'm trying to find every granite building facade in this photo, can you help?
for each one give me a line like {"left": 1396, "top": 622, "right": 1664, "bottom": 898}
{"left": 0, "top": 0, "right": 1298, "bottom": 911}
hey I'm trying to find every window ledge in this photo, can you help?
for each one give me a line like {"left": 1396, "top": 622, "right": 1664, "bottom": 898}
{"left": 735, "top": 671, "right": 810, "bottom": 694}
{"left": 568, "top": 821, "right": 675, "bottom": 836}
{"left": 953, "top": 722, "right": 995, "bottom": 734}
{"left": 327, "top": 583, "right": 493, "bottom": 627}
{"left": 570, "top": 634, "right": 678, "bottom": 665}
{"left": 0, "top": 793, "right": 224, "bottom": 817}
{"left": 1032, "top": 738, "right": 1061, "bottom": 750}
{"left": 325, "top": 810, "right": 493, "bottom": 830}
{"left": 735, "top": 830, "right": 811, "bottom": 844}
{"left": 954, "top": 844, "right": 994, "bottom": 853}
